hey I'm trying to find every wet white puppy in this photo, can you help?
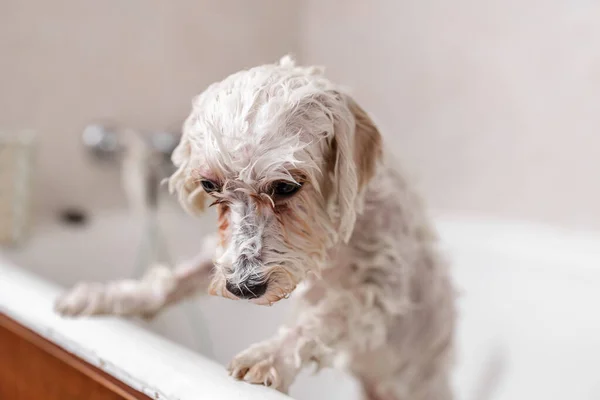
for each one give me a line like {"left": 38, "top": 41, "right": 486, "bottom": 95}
{"left": 56, "top": 56, "right": 456, "bottom": 400}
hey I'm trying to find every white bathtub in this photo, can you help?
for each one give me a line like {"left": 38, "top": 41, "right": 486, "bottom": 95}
{"left": 3, "top": 206, "right": 600, "bottom": 400}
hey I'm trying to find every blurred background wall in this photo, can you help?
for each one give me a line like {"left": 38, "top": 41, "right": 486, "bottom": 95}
{"left": 300, "top": 0, "right": 600, "bottom": 230}
{"left": 0, "top": 0, "right": 300, "bottom": 218}
{"left": 2, "top": 0, "right": 599, "bottom": 229}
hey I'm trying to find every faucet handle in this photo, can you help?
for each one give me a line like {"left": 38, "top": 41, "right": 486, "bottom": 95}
{"left": 82, "top": 124, "right": 122, "bottom": 162}
{"left": 82, "top": 124, "right": 181, "bottom": 164}
{"left": 149, "top": 131, "right": 180, "bottom": 163}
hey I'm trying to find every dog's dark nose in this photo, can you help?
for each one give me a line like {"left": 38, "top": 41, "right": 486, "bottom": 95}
{"left": 225, "top": 279, "right": 268, "bottom": 299}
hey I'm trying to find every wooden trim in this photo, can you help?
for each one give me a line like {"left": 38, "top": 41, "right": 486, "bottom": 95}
{"left": 0, "top": 312, "right": 151, "bottom": 400}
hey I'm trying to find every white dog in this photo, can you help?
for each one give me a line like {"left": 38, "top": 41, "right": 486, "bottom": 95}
{"left": 56, "top": 56, "right": 456, "bottom": 400}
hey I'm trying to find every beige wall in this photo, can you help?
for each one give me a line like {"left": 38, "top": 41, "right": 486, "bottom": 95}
{"left": 301, "top": 1, "right": 600, "bottom": 230}
{"left": 2, "top": 1, "right": 599, "bottom": 230}
{"left": 0, "top": 0, "right": 300, "bottom": 218}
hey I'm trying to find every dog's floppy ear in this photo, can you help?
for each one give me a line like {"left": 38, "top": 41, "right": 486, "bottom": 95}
{"left": 168, "top": 118, "right": 208, "bottom": 215}
{"left": 347, "top": 97, "right": 383, "bottom": 189}
{"left": 327, "top": 93, "right": 383, "bottom": 243}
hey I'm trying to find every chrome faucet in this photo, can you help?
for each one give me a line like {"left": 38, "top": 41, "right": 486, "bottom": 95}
{"left": 82, "top": 124, "right": 179, "bottom": 167}
{"left": 82, "top": 124, "right": 180, "bottom": 209}
{"left": 80, "top": 123, "right": 212, "bottom": 356}
{"left": 82, "top": 124, "right": 182, "bottom": 265}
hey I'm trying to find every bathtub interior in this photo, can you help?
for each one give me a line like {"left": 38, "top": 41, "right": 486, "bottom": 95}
{"left": 3, "top": 203, "right": 361, "bottom": 399}
{"left": 3, "top": 205, "right": 600, "bottom": 400}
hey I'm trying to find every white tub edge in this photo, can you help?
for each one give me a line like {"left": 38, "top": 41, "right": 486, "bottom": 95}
{"left": 0, "top": 260, "right": 291, "bottom": 400}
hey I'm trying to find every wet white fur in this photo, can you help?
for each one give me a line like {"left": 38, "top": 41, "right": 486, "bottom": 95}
{"left": 56, "top": 56, "right": 456, "bottom": 400}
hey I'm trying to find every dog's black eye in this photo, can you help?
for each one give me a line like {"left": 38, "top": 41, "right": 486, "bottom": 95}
{"left": 200, "top": 180, "right": 220, "bottom": 193}
{"left": 272, "top": 181, "right": 302, "bottom": 197}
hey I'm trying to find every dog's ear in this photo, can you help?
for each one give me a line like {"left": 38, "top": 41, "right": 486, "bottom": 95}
{"left": 168, "top": 120, "right": 208, "bottom": 215}
{"left": 327, "top": 93, "right": 383, "bottom": 243}
{"left": 347, "top": 97, "right": 383, "bottom": 189}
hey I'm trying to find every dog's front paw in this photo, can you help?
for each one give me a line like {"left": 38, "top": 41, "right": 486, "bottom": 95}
{"left": 228, "top": 341, "right": 296, "bottom": 392}
{"left": 54, "top": 282, "right": 107, "bottom": 317}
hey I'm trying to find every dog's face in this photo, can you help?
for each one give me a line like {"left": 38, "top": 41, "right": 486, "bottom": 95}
{"left": 169, "top": 56, "right": 382, "bottom": 305}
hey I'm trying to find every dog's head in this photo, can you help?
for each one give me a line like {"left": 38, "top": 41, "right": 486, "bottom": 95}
{"left": 169, "top": 56, "right": 382, "bottom": 304}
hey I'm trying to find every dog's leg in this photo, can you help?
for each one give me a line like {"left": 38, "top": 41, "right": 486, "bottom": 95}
{"left": 55, "top": 234, "right": 218, "bottom": 318}
{"left": 228, "top": 290, "right": 386, "bottom": 393}
{"left": 227, "top": 326, "right": 316, "bottom": 393}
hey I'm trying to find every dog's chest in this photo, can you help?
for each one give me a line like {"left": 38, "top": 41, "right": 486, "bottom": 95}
{"left": 294, "top": 256, "right": 356, "bottom": 307}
